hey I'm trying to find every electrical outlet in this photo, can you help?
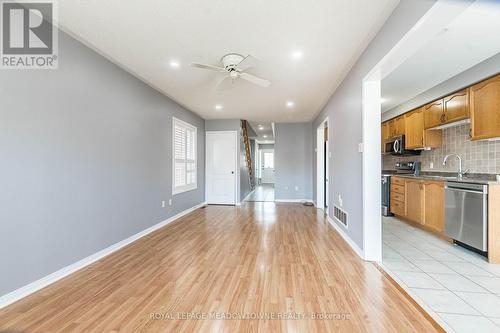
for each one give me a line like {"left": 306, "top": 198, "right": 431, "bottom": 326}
{"left": 338, "top": 194, "right": 343, "bottom": 207}
{"left": 161, "top": 200, "right": 166, "bottom": 208}
{"left": 358, "top": 143, "right": 363, "bottom": 153}
{"left": 295, "top": 186, "right": 299, "bottom": 191}
{"left": 168, "top": 199, "right": 172, "bottom": 206}
{"left": 430, "top": 162, "right": 434, "bottom": 169}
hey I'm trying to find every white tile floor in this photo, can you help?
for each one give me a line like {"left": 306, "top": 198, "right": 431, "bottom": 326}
{"left": 382, "top": 216, "right": 500, "bottom": 333}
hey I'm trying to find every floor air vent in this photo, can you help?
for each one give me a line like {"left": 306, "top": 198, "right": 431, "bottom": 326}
{"left": 333, "top": 206, "right": 348, "bottom": 227}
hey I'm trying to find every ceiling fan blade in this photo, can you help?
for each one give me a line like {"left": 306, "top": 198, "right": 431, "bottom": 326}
{"left": 236, "top": 55, "right": 258, "bottom": 71}
{"left": 190, "top": 63, "right": 226, "bottom": 72}
{"left": 239, "top": 72, "right": 271, "bottom": 88}
{"left": 214, "top": 75, "right": 230, "bottom": 92}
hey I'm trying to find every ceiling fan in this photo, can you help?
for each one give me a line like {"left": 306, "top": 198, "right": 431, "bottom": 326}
{"left": 190, "top": 53, "right": 271, "bottom": 88}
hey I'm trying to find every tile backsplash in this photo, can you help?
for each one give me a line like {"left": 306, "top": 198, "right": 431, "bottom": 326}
{"left": 383, "top": 124, "right": 500, "bottom": 174}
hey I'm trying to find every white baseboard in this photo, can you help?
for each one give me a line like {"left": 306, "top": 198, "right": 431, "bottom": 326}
{"left": 0, "top": 201, "right": 207, "bottom": 309}
{"left": 275, "top": 199, "right": 312, "bottom": 203}
{"left": 327, "top": 216, "right": 365, "bottom": 260}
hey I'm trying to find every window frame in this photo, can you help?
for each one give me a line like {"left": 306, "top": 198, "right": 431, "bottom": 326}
{"left": 172, "top": 117, "right": 197, "bottom": 195}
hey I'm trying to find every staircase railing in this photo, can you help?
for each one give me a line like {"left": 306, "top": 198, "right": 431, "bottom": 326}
{"left": 241, "top": 120, "right": 255, "bottom": 190}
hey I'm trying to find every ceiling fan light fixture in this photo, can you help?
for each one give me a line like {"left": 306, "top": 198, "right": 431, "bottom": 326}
{"left": 286, "top": 101, "right": 295, "bottom": 108}
{"left": 169, "top": 60, "right": 180, "bottom": 68}
{"left": 214, "top": 104, "right": 223, "bottom": 110}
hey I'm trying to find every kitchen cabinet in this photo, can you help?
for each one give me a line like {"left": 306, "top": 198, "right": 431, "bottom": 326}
{"left": 424, "top": 90, "right": 469, "bottom": 129}
{"left": 443, "top": 90, "right": 469, "bottom": 124}
{"left": 470, "top": 74, "right": 500, "bottom": 140}
{"left": 423, "top": 181, "right": 444, "bottom": 232}
{"left": 381, "top": 122, "right": 388, "bottom": 152}
{"left": 387, "top": 119, "right": 395, "bottom": 138}
{"left": 390, "top": 177, "right": 406, "bottom": 217}
{"left": 405, "top": 110, "right": 424, "bottom": 149}
{"left": 405, "top": 179, "right": 423, "bottom": 224}
{"left": 394, "top": 115, "right": 406, "bottom": 136}
{"left": 391, "top": 177, "right": 445, "bottom": 234}
{"left": 424, "top": 99, "right": 444, "bottom": 129}
{"left": 405, "top": 108, "right": 442, "bottom": 149}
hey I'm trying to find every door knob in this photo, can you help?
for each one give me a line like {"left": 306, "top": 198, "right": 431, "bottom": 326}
{"left": 231, "top": 171, "right": 234, "bottom": 174}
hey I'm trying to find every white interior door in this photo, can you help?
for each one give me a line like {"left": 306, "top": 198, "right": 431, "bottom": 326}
{"left": 260, "top": 149, "right": 275, "bottom": 184}
{"left": 206, "top": 131, "right": 237, "bottom": 204}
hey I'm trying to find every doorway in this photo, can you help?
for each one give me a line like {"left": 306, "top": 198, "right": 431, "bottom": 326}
{"left": 260, "top": 149, "right": 275, "bottom": 184}
{"left": 246, "top": 145, "right": 275, "bottom": 202}
{"left": 316, "top": 118, "right": 329, "bottom": 212}
{"left": 205, "top": 131, "right": 238, "bottom": 205}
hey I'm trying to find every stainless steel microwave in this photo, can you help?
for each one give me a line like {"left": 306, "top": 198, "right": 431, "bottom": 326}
{"left": 384, "top": 135, "right": 420, "bottom": 156}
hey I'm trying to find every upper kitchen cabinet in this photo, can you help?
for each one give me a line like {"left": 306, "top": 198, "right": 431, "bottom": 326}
{"left": 381, "top": 122, "right": 388, "bottom": 152}
{"left": 423, "top": 99, "right": 444, "bottom": 129}
{"left": 394, "top": 115, "right": 406, "bottom": 136}
{"left": 423, "top": 90, "right": 469, "bottom": 129}
{"left": 443, "top": 90, "right": 469, "bottom": 124}
{"left": 387, "top": 119, "right": 395, "bottom": 138}
{"left": 470, "top": 74, "right": 500, "bottom": 141}
{"left": 405, "top": 108, "right": 442, "bottom": 149}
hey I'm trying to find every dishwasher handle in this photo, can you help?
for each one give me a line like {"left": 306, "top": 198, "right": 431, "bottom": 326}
{"left": 445, "top": 186, "right": 487, "bottom": 195}
{"left": 445, "top": 181, "right": 488, "bottom": 194}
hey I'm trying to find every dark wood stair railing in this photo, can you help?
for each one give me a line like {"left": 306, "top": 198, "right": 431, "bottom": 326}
{"left": 241, "top": 120, "right": 255, "bottom": 190}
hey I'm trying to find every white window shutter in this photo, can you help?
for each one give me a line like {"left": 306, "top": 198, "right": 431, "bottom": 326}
{"left": 172, "top": 118, "right": 197, "bottom": 194}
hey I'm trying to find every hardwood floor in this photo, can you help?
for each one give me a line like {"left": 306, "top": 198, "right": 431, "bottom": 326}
{"left": 245, "top": 184, "right": 275, "bottom": 202}
{"left": 0, "top": 203, "right": 440, "bottom": 332}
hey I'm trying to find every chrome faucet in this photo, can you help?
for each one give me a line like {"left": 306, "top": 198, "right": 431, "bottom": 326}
{"left": 443, "top": 154, "right": 469, "bottom": 179}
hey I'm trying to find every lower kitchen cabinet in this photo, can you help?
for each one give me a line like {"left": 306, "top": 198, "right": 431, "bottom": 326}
{"left": 391, "top": 177, "right": 445, "bottom": 234}
{"left": 405, "top": 179, "right": 423, "bottom": 224}
{"left": 423, "top": 181, "right": 444, "bottom": 232}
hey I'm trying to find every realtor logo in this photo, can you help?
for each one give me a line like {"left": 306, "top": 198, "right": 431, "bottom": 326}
{"left": 1, "top": 0, "right": 58, "bottom": 69}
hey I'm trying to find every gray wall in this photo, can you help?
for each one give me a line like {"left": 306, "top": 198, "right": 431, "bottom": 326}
{"left": 383, "top": 52, "right": 500, "bottom": 121}
{"left": 259, "top": 144, "right": 274, "bottom": 149}
{"left": 0, "top": 30, "right": 205, "bottom": 296}
{"left": 312, "top": 0, "right": 436, "bottom": 249}
{"left": 275, "top": 123, "right": 313, "bottom": 200}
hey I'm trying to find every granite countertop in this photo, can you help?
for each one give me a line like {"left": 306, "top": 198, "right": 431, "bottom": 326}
{"left": 382, "top": 170, "right": 500, "bottom": 185}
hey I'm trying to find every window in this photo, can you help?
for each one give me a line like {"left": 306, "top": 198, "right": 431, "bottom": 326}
{"left": 173, "top": 117, "right": 197, "bottom": 194}
{"left": 263, "top": 152, "right": 274, "bottom": 168}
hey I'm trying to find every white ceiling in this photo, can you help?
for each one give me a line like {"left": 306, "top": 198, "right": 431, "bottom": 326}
{"left": 58, "top": 0, "right": 398, "bottom": 122}
{"left": 382, "top": 0, "right": 500, "bottom": 113}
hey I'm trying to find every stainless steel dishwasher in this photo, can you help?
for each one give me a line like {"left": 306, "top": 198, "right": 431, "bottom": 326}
{"left": 445, "top": 182, "right": 488, "bottom": 253}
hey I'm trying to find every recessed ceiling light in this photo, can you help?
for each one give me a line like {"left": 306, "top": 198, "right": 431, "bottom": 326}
{"left": 286, "top": 101, "right": 295, "bottom": 108}
{"left": 263, "top": 135, "right": 268, "bottom": 138}
{"left": 291, "top": 51, "right": 303, "bottom": 60}
{"left": 169, "top": 60, "right": 180, "bottom": 68}
{"left": 259, "top": 126, "right": 264, "bottom": 130}
{"left": 214, "top": 104, "right": 223, "bottom": 110}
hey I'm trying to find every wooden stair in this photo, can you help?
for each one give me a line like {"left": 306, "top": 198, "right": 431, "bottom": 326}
{"left": 241, "top": 120, "right": 255, "bottom": 190}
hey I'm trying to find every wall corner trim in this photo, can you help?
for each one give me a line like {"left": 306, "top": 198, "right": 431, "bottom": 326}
{"left": 0, "top": 201, "right": 207, "bottom": 309}
{"left": 327, "top": 215, "right": 364, "bottom": 260}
